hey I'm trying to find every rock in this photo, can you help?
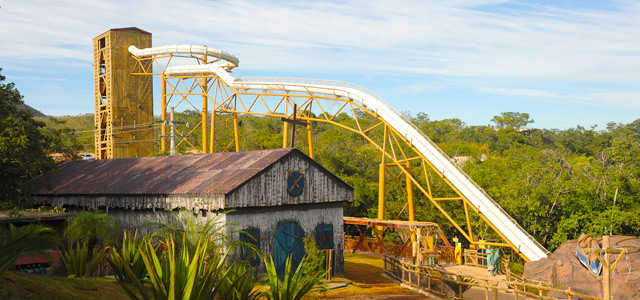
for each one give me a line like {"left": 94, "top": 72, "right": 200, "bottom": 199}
{"left": 524, "top": 236, "right": 640, "bottom": 300}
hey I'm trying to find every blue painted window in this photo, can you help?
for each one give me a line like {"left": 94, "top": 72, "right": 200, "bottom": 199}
{"left": 240, "top": 228, "right": 260, "bottom": 266}
{"left": 315, "top": 224, "right": 334, "bottom": 250}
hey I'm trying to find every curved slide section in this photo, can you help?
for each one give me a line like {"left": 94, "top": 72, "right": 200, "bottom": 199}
{"left": 131, "top": 46, "right": 550, "bottom": 261}
{"left": 129, "top": 45, "right": 240, "bottom": 69}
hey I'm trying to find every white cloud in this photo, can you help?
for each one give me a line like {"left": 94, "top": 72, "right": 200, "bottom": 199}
{"left": 476, "top": 86, "right": 640, "bottom": 110}
{"left": 0, "top": 0, "right": 639, "bottom": 117}
{"left": 475, "top": 87, "right": 560, "bottom": 98}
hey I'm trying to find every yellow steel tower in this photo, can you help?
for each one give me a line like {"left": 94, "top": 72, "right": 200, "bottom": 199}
{"left": 93, "top": 28, "right": 153, "bottom": 159}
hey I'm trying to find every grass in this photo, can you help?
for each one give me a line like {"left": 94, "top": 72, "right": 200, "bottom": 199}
{"left": 1, "top": 253, "right": 434, "bottom": 300}
{"left": 0, "top": 271, "right": 135, "bottom": 300}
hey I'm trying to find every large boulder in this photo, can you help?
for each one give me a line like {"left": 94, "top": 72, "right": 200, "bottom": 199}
{"left": 524, "top": 236, "right": 640, "bottom": 299}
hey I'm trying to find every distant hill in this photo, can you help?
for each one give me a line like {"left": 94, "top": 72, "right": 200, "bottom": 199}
{"left": 20, "top": 103, "right": 46, "bottom": 117}
{"left": 36, "top": 113, "right": 94, "bottom": 152}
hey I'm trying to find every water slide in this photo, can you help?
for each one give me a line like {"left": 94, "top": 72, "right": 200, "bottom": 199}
{"left": 129, "top": 45, "right": 550, "bottom": 261}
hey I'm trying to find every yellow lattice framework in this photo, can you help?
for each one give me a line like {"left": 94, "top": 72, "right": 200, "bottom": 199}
{"left": 124, "top": 47, "right": 547, "bottom": 261}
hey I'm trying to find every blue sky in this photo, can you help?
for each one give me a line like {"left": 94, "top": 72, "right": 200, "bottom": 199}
{"left": 0, "top": 0, "right": 638, "bottom": 129}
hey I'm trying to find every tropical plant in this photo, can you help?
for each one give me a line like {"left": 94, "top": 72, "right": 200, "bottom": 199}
{"left": 64, "top": 210, "right": 121, "bottom": 249}
{"left": 217, "top": 262, "right": 262, "bottom": 300}
{"left": 109, "top": 235, "right": 230, "bottom": 300}
{"left": 143, "top": 208, "right": 229, "bottom": 254}
{"left": 0, "top": 223, "right": 56, "bottom": 276}
{"left": 262, "top": 255, "right": 327, "bottom": 300}
{"left": 106, "top": 231, "right": 148, "bottom": 285}
{"left": 60, "top": 242, "right": 104, "bottom": 277}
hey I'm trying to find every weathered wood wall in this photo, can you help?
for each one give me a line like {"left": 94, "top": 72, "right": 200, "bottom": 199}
{"left": 226, "top": 151, "right": 353, "bottom": 208}
{"left": 33, "top": 194, "right": 225, "bottom": 211}
{"left": 225, "top": 202, "right": 346, "bottom": 274}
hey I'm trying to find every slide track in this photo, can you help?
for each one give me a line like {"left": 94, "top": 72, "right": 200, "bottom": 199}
{"left": 129, "top": 45, "right": 550, "bottom": 261}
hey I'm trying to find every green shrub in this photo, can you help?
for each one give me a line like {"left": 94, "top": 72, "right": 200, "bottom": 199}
{"left": 301, "top": 238, "right": 325, "bottom": 277}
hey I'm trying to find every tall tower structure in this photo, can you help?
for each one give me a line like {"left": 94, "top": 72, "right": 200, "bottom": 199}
{"left": 93, "top": 28, "right": 153, "bottom": 159}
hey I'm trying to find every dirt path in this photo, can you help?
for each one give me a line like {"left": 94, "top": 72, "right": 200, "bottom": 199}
{"left": 313, "top": 253, "right": 439, "bottom": 300}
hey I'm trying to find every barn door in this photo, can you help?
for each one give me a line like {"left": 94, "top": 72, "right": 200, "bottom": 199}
{"left": 274, "top": 220, "right": 305, "bottom": 276}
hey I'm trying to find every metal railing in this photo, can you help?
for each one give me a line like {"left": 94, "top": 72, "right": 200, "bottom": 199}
{"left": 383, "top": 255, "right": 601, "bottom": 300}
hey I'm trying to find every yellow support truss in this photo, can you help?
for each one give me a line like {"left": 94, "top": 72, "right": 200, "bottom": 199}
{"left": 129, "top": 53, "right": 534, "bottom": 261}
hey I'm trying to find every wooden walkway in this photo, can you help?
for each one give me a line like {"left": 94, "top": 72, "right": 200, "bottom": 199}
{"left": 384, "top": 257, "right": 601, "bottom": 300}
{"left": 444, "top": 265, "right": 525, "bottom": 300}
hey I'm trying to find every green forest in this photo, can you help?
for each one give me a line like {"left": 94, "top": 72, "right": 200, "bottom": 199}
{"left": 2, "top": 68, "right": 639, "bottom": 254}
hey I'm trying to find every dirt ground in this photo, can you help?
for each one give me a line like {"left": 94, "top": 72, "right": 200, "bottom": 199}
{"left": 312, "top": 253, "right": 440, "bottom": 300}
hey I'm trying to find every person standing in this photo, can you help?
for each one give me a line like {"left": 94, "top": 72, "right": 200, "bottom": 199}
{"left": 489, "top": 248, "right": 500, "bottom": 276}
{"left": 486, "top": 246, "right": 493, "bottom": 273}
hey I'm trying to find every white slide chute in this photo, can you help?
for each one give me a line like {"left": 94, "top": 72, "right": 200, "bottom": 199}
{"left": 130, "top": 45, "right": 549, "bottom": 261}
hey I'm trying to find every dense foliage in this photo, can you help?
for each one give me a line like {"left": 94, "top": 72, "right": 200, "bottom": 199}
{"left": 168, "top": 109, "right": 640, "bottom": 252}
{"left": 5, "top": 61, "right": 638, "bottom": 253}
{"left": 0, "top": 68, "right": 80, "bottom": 206}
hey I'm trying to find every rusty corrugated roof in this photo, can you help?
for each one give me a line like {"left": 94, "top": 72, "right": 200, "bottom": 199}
{"left": 31, "top": 149, "right": 296, "bottom": 196}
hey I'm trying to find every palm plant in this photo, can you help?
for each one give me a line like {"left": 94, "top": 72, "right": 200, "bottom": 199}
{"left": 106, "top": 231, "right": 148, "bottom": 284}
{"left": 262, "top": 255, "right": 327, "bottom": 300}
{"left": 64, "top": 210, "right": 121, "bottom": 249}
{"left": 143, "top": 208, "right": 229, "bottom": 254}
{"left": 109, "top": 235, "right": 230, "bottom": 300}
{"left": 0, "top": 223, "right": 56, "bottom": 276}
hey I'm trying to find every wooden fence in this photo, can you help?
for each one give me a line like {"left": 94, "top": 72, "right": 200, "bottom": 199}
{"left": 383, "top": 256, "right": 602, "bottom": 300}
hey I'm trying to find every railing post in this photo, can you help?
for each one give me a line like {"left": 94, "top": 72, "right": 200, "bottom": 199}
{"left": 603, "top": 235, "right": 611, "bottom": 300}
{"left": 492, "top": 283, "right": 498, "bottom": 300}
{"left": 485, "top": 279, "right": 489, "bottom": 300}
{"left": 567, "top": 287, "right": 573, "bottom": 300}
{"left": 538, "top": 284, "right": 543, "bottom": 298}
{"left": 506, "top": 259, "right": 511, "bottom": 281}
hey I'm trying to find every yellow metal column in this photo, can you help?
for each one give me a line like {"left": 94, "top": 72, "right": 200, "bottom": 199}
{"left": 306, "top": 120, "right": 313, "bottom": 158}
{"left": 233, "top": 113, "right": 240, "bottom": 152}
{"left": 406, "top": 162, "right": 415, "bottom": 243}
{"left": 377, "top": 163, "right": 386, "bottom": 232}
{"left": 201, "top": 53, "right": 208, "bottom": 154}
{"left": 463, "top": 201, "right": 474, "bottom": 243}
{"left": 406, "top": 162, "right": 415, "bottom": 222}
{"left": 282, "top": 122, "right": 289, "bottom": 148}
{"left": 161, "top": 74, "right": 167, "bottom": 153}
{"left": 209, "top": 108, "right": 215, "bottom": 153}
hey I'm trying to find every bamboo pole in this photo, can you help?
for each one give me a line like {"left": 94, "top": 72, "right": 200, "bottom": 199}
{"left": 603, "top": 235, "right": 610, "bottom": 300}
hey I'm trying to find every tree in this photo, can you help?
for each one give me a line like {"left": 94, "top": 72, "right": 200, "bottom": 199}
{"left": 491, "top": 112, "right": 534, "bottom": 129}
{"left": 0, "top": 68, "right": 56, "bottom": 205}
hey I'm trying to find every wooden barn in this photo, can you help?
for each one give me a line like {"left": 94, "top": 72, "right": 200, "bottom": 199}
{"left": 30, "top": 148, "right": 353, "bottom": 274}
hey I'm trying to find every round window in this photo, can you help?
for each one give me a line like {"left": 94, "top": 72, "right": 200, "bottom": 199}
{"left": 287, "top": 170, "right": 304, "bottom": 196}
